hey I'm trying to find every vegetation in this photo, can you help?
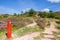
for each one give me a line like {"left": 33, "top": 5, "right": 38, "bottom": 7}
{"left": 0, "top": 9, "right": 60, "bottom": 19}
{"left": 36, "top": 18, "right": 48, "bottom": 29}
{"left": 0, "top": 8, "right": 60, "bottom": 30}
{"left": 0, "top": 8, "right": 60, "bottom": 40}
{"left": 14, "top": 26, "right": 43, "bottom": 36}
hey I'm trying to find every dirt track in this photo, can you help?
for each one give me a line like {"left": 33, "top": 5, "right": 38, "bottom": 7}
{"left": 13, "top": 32, "right": 40, "bottom": 40}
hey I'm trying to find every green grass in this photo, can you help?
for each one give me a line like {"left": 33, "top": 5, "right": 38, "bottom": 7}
{"left": 34, "top": 32, "right": 44, "bottom": 40}
{"left": 0, "top": 26, "right": 44, "bottom": 39}
{"left": 55, "top": 22, "right": 60, "bottom": 30}
{"left": 0, "top": 27, "right": 18, "bottom": 34}
{"left": 14, "top": 26, "right": 44, "bottom": 36}
{"left": 0, "top": 30, "right": 6, "bottom": 34}
{"left": 52, "top": 31, "right": 60, "bottom": 40}
{"left": 12, "top": 27, "right": 19, "bottom": 32}
{"left": 0, "top": 30, "right": 6, "bottom": 40}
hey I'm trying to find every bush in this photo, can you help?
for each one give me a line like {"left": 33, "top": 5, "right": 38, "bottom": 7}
{"left": 28, "top": 9, "right": 36, "bottom": 16}
{"left": 56, "top": 26, "right": 60, "bottom": 29}
{"left": 36, "top": 18, "right": 48, "bottom": 29}
{"left": 56, "top": 21, "right": 60, "bottom": 24}
{"left": 55, "top": 16, "right": 60, "bottom": 19}
{"left": 38, "top": 12, "right": 48, "bottom": 18}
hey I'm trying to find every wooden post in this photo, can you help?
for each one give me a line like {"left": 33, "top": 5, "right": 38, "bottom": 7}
{"left": 6, "top": 19, "right": 12, "bottom": 38}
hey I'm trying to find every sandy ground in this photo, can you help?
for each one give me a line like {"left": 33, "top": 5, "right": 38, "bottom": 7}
{"left": 12, "top": 23, "right": 40, "bottom": 40}
{"left": 26, "top": 22, "right": 36, "bottom": 27}
{"left": 41, "top": 21, "right": 58, "bottom": 40}
{"left": 13, "top": 22, "right": 36, "bottom": 34}
{"left": 1, "top": 21, "right": 58, "bottom": 40}
{"left": 13, "top": 21, "right": 57, "bottom": 40}
{"left": 43, "top": 22, "right": 56, "bottom": 34}
{"left": 13, "top": 32, "right": 40, "bottom": 40}
{"left": 12, "top": 22, "right": 40, "bottom": 40}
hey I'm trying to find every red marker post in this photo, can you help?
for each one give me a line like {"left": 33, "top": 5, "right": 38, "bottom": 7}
{"left": 6, "top": 19, "right": 12, "bottom": 38}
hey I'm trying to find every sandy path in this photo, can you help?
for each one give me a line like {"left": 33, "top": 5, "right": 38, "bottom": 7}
{"left": 41, "top": 21, "right": 57, "bottom": 40}
{"left": 0, "top": 22, "right": 37, "bottom": 40}
{"left": 26, "top": 22, "right": 36, "bottom": 27}
{"left": 2, "top": 21, "right": 58, "bottom": 40}
{"left": 12, "top": 22, "right": 37, "bottom": 37}
{"left": 43, "top": 22, "right": 56, "bottom": 34}
{"left": 13, "top": 32, "right": 40, "bottom": 40}
{"left": 7, "top": 21, "right": 56, "bottom": 40}
{"left": 12, "top": 22, "right": 38, "bottom": 40}
{"left": 13, "top": 22, "right": 36, "bottom": 33}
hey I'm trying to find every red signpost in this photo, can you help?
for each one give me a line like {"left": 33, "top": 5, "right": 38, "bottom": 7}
{"left": 6, "top": 19, "right": 12, "bottom": 38}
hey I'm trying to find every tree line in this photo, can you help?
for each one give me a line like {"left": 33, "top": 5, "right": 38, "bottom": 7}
{"left": 0, "top": 9, "right": 60, "bottom": 19}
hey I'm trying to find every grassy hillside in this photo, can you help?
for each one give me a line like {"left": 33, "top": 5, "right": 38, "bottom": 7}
{"left": 0, "top": 9, "right": 60, "bottom": 30}
{"left": 0, "top": 9, "right": 60, "bottom": 40}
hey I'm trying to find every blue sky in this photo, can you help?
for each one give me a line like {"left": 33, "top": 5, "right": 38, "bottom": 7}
{"left": 0, "top": 0, "right": 60, "bottom": 14}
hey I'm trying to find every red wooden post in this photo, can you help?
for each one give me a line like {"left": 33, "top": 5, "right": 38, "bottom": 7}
{"left": 6, "top": 19, "right": 12, "bottom": 38}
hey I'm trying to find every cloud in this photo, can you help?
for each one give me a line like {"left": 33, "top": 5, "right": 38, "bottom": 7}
{"left": 22, "top": 8, "right": 31, "bottom": 12}
{"left": 47, "top": 0, "right": 60, "bottom": 3}
{"left": 41, "top": 8, "right": 50, "bottom": 12}
{"left": 0, "top": 6, "right": 20, "bottom": 14}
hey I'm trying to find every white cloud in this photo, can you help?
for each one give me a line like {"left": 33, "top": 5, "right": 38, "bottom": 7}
{"left": 41, "top": 8, "right": 50, "bottom": 12}
{"left": 47, "top": 0, "right": 60, "bottom": 3}
{"left": 0, "top": 6, "right": 20, "bottom": 14}
{"left": 22, "top": 8, "right": 31, "bottom": 12}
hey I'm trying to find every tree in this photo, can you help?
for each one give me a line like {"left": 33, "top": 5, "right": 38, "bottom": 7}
{"left": 38, "top": 12, "right": 48, "bottom": 18}
{"left": 48, "top": 12, "right": 56, "bottom": 18}
{"left": 49, "top": 10, "right": 53, "bottom": 12}
{"left": 28, "top": 8, "right": 36, "bottom": 16}
{"left": 48, "top": 10, "right": 56, "bottom": 18}
{"left": 13, "top": 13, "right": 17, "bottom": 16}
{"left": 17, "top": 14, "right": 20, "bottom": 17}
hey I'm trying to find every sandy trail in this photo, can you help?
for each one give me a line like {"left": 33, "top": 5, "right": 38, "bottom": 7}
{"left": 11, "top": 22, "right": 38, "bottom": 40}
{"left": 12, "top": 22, "right": 37, "bottom": 37}
{"left": 26, "top": 22, "right": 36, "bottom": 27}
{"left": 43, "top": 22, "right": 56, "bottom": 34}
{"left": 41, "top": 21, "right": 57, "bottom": 40}
{"left": 14, "top": 22, "right": 36, "bottom": 33}
{"left": 13, "top": 21, "right": 57, "bottom": 40}
{"left": 0, "top": 22, "right": 37, "bottom": 40}
{"left": 1, "top": 21, "right": 58, "bottom": 40}
{"left": 13, "top": 32, "right": 40, "bottom": 40}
